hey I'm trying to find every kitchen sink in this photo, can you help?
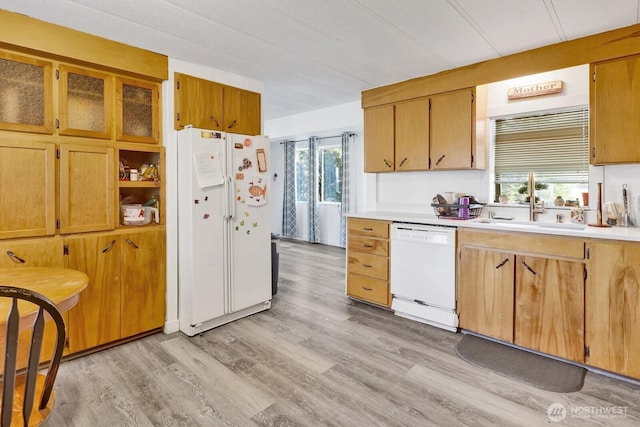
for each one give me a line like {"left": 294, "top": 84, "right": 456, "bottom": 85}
{"left": 475, "top": 218, "right": 587, "bottom": 231}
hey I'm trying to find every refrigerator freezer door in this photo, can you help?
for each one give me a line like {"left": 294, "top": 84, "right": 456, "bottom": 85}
{"left": 227, "top": 134, "right": 272, "bottom": 312}
{"left": 178, "top": 128, "right": 227, "bottom": 326}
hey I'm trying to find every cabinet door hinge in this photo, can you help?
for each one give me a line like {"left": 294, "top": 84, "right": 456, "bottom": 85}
{"left": 56, "top": 219, "right": 60, "bottom": 229}
{"left": 591, "top": 147, "right": 596, "bottom": 158}
{"left": 56, "top": 148, "right": 60, "bottom": 159}
{"left": 592, "top": 72, "right": 596, "bottom": 82}
{"left": 176, "top": 80, "right": 181, "bottom": 90}
{"left": 585, "top": 346, "right": 590, "bottom": 358}
{"left": 63, "top": 245, "right": 69, "bottom": 255}
{"left": 55, "top": 69, "right": 59, "bottom": 80}
{"left": 176, "top": 112, "right": 180, "bottom": 122}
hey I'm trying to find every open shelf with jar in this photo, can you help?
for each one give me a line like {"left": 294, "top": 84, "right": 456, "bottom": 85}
{"left": 117, "top": 146, "right": 165, "bottom": 227}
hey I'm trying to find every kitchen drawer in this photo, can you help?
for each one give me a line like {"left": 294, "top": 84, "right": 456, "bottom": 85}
{"left": 348, "top": 235, "right": 389, "bottom": 256}
{"left": 347, "top": 273, "right": 389, "bottom": 306}
{"left": 348, "top": 218, "right": 390, "bottom": 239}
{"left": 348, "top": 252, "right": 388, "bottom": 280}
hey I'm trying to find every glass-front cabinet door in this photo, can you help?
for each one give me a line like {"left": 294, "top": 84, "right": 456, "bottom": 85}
{"left": 116, "top": 77, "right": 160, "bottom": 144}
{"left": 58, "top": 65, "right": 113, "bottom": 139}
{"left": 0, "top": 51, "right": 53, "bottom": 134}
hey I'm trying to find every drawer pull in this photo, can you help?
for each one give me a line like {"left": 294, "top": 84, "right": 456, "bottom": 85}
{"left": 363, "top": 227, "right": 373, "bottom": 231}
{"left": 6, "top": 251, "right": 25, "bottom": 264}
{"left": 102, "top": 239, "right": 116, "bottom": 253}
{"left": 362, "top": 286, "right": 373, "bottom": 291}
{"left": 521, "top": 260, "right": 537, "bottom": 275}
{"left": 362, "top": 244, "right": 373, "bottom": 248}
{"left": 362, "top": 264, "right": 373, "bottom": 268}
{"left": 495, "top": 258, "right": 510, "bottom": 269}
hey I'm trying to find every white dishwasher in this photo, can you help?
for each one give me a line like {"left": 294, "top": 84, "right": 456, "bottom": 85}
{"left": 390, "top": 223, "right": 458, "bottom": 332}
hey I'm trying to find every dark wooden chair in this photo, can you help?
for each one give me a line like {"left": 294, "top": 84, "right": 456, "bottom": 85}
{"left": 0, "top": 286, "right": 66, "bottom": 426}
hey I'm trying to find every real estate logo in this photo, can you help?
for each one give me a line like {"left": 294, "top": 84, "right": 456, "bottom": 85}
{"left": 547, "top": 403, "right": 567, "bottom": 422}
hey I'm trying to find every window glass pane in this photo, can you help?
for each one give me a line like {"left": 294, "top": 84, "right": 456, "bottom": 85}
{"left": 319, "top": 146, "right": 342, "bottom": 202}
{"left": 0, "top": 58, "right": 45, "bottom": 126}
{"left": 122, "top": 84, "right": 152, "bottom": 137}
{"left": 295, "top": 149, "right": 308, "bottom": 202}
{"left": 67, "top": 72, "right": 105, "bottom": 132}
{"left": 493, "top": 107, "right": 589, "bottom": 204}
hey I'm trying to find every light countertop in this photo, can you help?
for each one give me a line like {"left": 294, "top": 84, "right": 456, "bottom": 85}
{"left": 349, "top": 211, "right": 640, "bottom": 242}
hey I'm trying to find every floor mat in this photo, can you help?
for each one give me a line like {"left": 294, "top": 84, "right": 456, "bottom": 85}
{"left": 455, "top": 334, "right": 586, "bottom": 393}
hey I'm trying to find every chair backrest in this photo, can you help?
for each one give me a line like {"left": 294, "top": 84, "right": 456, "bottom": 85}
{"left": 0, "top": 286, "right": 66, "bottom": 427}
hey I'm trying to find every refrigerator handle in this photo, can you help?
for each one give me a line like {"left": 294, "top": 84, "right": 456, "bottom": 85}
{"left": 229, "top": 175, "right": 236, "bottom": 221}
{"left": 223, "top": 175, "right": 230, "bottom": 221}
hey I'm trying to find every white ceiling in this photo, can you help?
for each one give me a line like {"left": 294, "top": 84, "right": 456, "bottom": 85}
{"left": 1, "top": 0, "right": 639, "bottom": 120}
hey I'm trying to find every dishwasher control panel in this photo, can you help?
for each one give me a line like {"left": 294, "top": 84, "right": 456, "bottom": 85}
{"left": 391, "top": 224, "right": 456, "bottom": 246}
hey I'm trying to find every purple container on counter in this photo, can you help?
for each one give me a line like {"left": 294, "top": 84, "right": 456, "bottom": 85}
{"left": 458, "top": 196, "right": 470, "bottom": 219}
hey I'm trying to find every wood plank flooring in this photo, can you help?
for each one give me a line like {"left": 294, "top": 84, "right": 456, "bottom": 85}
{"left": 47, "top": 239, "right": 640, "bottom": 426}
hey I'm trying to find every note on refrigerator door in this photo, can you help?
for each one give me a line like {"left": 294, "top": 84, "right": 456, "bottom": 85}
{"left": 193, "top": 150, "right": 223, "bottom": 188}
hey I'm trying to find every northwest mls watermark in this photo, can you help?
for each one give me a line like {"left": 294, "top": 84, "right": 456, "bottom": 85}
{"left": 547, "top": 402, "right": 629, "bottom": 422}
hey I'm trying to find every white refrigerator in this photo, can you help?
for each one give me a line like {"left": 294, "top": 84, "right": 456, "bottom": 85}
{"left": 177, "top": 127, "right": 271, "bottom": 336}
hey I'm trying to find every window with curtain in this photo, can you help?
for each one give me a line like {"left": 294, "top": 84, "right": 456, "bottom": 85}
{"left": 493, "top": 106, "right": 589, "bottom": 204}
{"left": 295, "top": 148, "right": 309, "bottom": 202}
{"left": 318, "top": 145, "right": 342, "bottom": 203}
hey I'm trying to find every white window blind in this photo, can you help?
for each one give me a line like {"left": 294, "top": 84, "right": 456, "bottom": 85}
{"left": 494, "top": 107, "right": 589, "bottom": 184}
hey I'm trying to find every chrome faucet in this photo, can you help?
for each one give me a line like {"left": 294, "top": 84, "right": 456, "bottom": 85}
{"left": 528, "top": 172, "right": 545, "bottom": 221}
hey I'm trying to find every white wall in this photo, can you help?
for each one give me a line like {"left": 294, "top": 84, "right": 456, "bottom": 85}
{"left": 265, "top": 101, "right": 366, "bottom": 245}
{"left": 162, "top": 58, "right": 264, "bottom": 334}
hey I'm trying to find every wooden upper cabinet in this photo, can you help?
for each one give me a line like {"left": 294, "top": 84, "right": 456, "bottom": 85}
{"left": 0, "top": 139, "right": 56, "bottom": 239}
{"left": 0, "top": 51, "right": 53, "bottom": 134}
{"left": 59, "top": 144, "right": 115, "bottom": 234}
{"left": 175, "top": 73, "right": 223, "bottom": 130}
{"left": 174, "top": 73, "right": 261, "bottom": 135}
{"left": 58, "top": 65, "right": 113, "bottom": 139}
{"left": 116, "top": 77, "right": 160, "bottom": 144}
{"left": 430, "top": 88, "right": 474, "bottom": 170}
{"left": 590, "top": 55, "right": 640, "bottom": 164}
{"left": 395, "top": 98, "right": 429, "bottom": 171}
{"left": 223, "top": 85, "right": 261, "bottom": 135}
{"left": 364, "top": 104, "right": 394, "bottom": 172}
{"left": 586, "top": 241, "right": 640, "bottom": 379}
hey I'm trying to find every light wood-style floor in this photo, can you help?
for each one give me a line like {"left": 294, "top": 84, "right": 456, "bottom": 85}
{"left": 47, "top": 240, "right": 639, "bottom": 426}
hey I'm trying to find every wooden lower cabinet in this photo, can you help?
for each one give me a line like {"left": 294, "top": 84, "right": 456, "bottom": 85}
{"left": 120, "top": 228, "right": 166, "bottom": 338}
{"left": 458, "top": 247, "right": 514, "bottom": 342}
{"left": 457, "top": 229, "right": 585, "bottom": 363}
{"left": 65, "top": 228, "right": 165, "bottom": 353}
{"left": 586, "top": 241, "right": 640, "bottom": 379}
{"left": 514, "top": 255, "right": 585, "bottom": 363}
{"left": 0, "top": 236, "right": 63, "bottom": 268}
{"left": 0, "top": 236, "right": 66, "bottom": 367}
{"left": 346, "top": 218, "right": 391, "bottom": 307}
